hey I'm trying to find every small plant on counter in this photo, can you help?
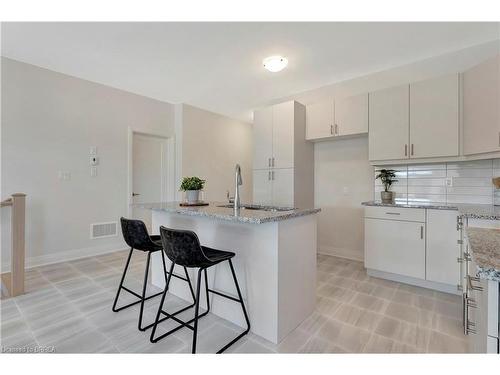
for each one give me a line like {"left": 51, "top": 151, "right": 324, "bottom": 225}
{"left": 180, "top": 176, "right": 206, "bottom": 203}
{"left": 375, "top": 169, "right": 398, "bottom": 203}
{"left": 180, "top": 176, "right": 206, "bottom": 191}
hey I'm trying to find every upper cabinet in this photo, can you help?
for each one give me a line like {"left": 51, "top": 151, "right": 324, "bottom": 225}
{"left": 272, "top": 101, "right": 295, "bottom": 169}
{"left": 409, "top": 73, "right": 459, "bottom": 159}
{"left": 306, "top": 99, "right": 334, "bottom": 140}
{"left": 253, "top": 106, "right": 273, "bottom": 169}
{"left": 369, "top": 74, "right": 459, "bottom": 161}
{"left": 369, "top": 84, "right": 409, "bottom": 161}
{"left": 306, "top": 93, "right": 368, "bottom": 141}
{"left": 463, "top": 55, "right": 500, "bottom": 156}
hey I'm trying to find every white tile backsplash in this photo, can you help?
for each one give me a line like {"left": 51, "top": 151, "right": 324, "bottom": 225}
{"left": 373, "top": 159, "right": 500, "bottom": 205}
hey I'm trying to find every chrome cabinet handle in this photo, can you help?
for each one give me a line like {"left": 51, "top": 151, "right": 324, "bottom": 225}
{"left": 268, "top": 158, "right": 271, "bottom": 167}
{"left": 411, "top": 144, "right": 414, "bottom": 156}
{"left": 404, "top": 144, "right": 408, "bottom": 156}
{"left": 335, "top": 124, "right": 339, "bottom": 135}
{"left": 268, "top": 171, "right": 271, "bottom": 181}
{"left": 420, "top": 225, "right": 424, "bottom": 239}
{"left": 330, "top": 125, "right": 333, "bottom": 135}
{"left": 467, "top": 275, "right": 483, "bottom": 291}
{"left": 272, "top": 157, "right": 275, "bottom": 167}
{"left": 385, "top": 212, "right": 400, "bottom": 215}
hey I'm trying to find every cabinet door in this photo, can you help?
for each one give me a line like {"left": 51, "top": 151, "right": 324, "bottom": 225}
{"left": 272, "top": 101, "right": 295, "bottom": 168}
{"left": 253, "top": 107, "right": 273, "bottom": 169}
{"left": 253, "top": 169, "right": 272, "bottom": 205}
{"left": 306, "top": 99, "right": 334, "bottom": 140}
{"left": 334, "top": 93, "right": 368, "bottom": 136}
{"left": 426, "top": 209, "right": 460, "bottom": 286}
{"left": 410, "top": 74, "right": 459, "bottom": 158}
{"left": 364, "top": 218, "right": 425, "bottom": 279}
{"left": 272, "top": 168, "right": 294, "bottom": 207}
{"left": 369, "top": 85, "right": 410, "bottom": 161}
{"left": 463, "top": 55, "right": 500, "bottom": 155}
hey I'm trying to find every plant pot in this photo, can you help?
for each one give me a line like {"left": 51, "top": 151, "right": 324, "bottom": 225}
{"left": 186, "top": 190, "right": 201, "bottom": 203}
{"left": 381, "top": 191, "right": 395, "bottom": 204}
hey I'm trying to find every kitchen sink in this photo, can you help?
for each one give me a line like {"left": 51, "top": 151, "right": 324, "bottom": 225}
{"left": 216, "top": 204, "right": 294, "bottom": 212}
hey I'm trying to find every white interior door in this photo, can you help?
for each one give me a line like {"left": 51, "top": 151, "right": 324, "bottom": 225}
{"left": 132, "top": 133, "right": 168, "bottom": 231}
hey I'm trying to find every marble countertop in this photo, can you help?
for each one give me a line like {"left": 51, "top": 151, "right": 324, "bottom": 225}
{"left": 362, "top": 201, "right": 500, "bottom": 220}
{"left": 134, "top": 201, "right": 321, "bottom": 224}
{"left": 465, "top": 227, "right": 500, "bottom": 282}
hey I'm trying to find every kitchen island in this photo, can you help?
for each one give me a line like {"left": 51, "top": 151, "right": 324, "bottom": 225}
{"left": 137, "top": 202, "right": 321, "bottom": 344}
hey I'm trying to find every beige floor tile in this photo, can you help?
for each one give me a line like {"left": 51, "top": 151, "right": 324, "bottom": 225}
{"left": 334, "top": 324, "right": 371, "bottom": 352}
{"left": 427, "top": 330, "right": 467, "bottom": 353}
{"left": 413, "top": 295, "right": 435, "bottom": 311}
{"left": 316, "top": 296, "right": 342, "bottom": 315}
{"left": 374, "top": 316, "right": 401, "bottom": 340}
{"left": 362, "top": 334, "right": 395, "bottom": 353}
{"left": 384, "top": 301, "right": 419, "bottom": 324}
{"left": 434, "top": 300, "right": 462, "bottom": 320}
{"left": 317, "top": 284, "right": 353, "bottom": 303}
{"left": 350, "top": 293, "right": 386, "bottom": 312}
{"left": 276, "top": 328, "right": 310, "bottom": 353}
{"left": 330, "top": 304, "right": 363, "bottom": 326}
{"left": 391, "top": 290, "right": 415, "bottom": 305}
{"left": 370, "top": 285, "right": 396, "bottom": 300}
{"left": 354, "top": 309, "right": 384, "bottom": 332}
{"left": 316, "top": 318, "right": 343, "bottom": 342}
{"left": 297, "top": 311, "right": 329, "bottom": 335}
{"left": 434, "top": 315, "right": 464, "bottom": 339}
{"left": 299, "top": 336, "right": 332, "bottom": 353}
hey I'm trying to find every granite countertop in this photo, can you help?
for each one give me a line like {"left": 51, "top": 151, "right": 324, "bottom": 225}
{"left": 465, "top": 227, "right": 500, "bottom": 282}
{"left": 362, "top": 201, "right": 500, "bottom": 220}
{"left": 134, "top": 201, "right": 321, "bottom": 224}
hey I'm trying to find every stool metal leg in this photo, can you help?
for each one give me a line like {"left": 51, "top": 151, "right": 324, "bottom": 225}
{"left": 138, "top": 252, "right": 152, "bottom": 331}
{"left": 191, "top": 268, "right": 203, "bottom": 354}
{"left": 112, "top": 248, "right": 134, "bottom": 312}
{"left": 215, "top": 259, "right": 251, "bottom": 354}
{"left": 150, "top": 262, "right": 175, "bottom": 341}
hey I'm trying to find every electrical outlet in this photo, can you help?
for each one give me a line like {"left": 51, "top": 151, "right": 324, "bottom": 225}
{"left": 90, "top": 156, "right": 99, "bottom": 166}
{"left": 58, "top": 171, "right": 71, "bottom": 181}
{"left": 90, "top": 146, "right": 97, "bottom": 155}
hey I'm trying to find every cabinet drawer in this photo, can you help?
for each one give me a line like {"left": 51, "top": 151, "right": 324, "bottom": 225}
{"left": 364, "top": 206, "right": 425, "bottom": 222}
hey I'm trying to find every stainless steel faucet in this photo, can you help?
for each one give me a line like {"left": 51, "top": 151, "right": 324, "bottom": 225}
{"left": 234, "top": 164, "right": 243, "bottom": 212}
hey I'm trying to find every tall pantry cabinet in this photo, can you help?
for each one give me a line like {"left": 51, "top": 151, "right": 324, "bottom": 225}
{"left": 252, "top": 101, "right": 314, "bottom": 208}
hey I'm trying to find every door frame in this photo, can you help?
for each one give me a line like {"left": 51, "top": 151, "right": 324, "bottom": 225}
{"left": 126, "top": 127, "right": 176, "bottom": 218}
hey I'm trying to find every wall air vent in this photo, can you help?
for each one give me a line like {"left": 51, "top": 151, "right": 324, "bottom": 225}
{"left": 90, "top": 222, "right": 118, "bottom": 239}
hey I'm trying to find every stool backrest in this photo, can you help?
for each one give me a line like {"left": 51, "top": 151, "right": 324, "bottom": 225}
{"left": 120, "top": 217, "right": 156, "bottom": 251}
{"left": 159, "top": 226, "right": 208, "bottom": 267}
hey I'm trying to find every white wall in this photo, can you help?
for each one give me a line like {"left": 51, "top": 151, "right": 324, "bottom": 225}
{"left": 270, "top": 40, "right": 500, "bottom": 261}
{"left": 180, "top": 104, "right": 253, "bottom": 203}
{"left": 1, "top": 58, "right": 175, "bottom": 271}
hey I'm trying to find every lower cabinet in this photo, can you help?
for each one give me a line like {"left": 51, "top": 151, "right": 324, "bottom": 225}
{"left": 364, "top": 207, "right": 460, "bottom": 290}
{"left": 426, "top": 209, "right": 460, "bottom": 286}
{"left": 364, "top": 217, "right": 425, "bottom": 279}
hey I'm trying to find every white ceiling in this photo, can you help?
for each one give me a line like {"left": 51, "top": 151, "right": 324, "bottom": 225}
{"left": 2, "top": 22, "right": 499, "bottom": 122}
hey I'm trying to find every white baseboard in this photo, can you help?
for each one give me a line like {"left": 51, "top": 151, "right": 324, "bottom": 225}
{"left": 367, "top": 269, "right": 460, "bottom": 295}
{"left": 1, "top": 242, "right": 128, "bottom": 273}
{"left": 318, "top": 245, "right": 364, "bottom": 262}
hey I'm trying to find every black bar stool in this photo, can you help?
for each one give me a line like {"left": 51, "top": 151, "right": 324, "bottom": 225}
{"left": 112, "top": 218, "right": 196, "bottom": 331}
{"left": 150, "top": 226, "right": 250, "bottom": 353}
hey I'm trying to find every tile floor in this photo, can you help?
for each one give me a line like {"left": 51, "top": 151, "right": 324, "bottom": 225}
{"left": 0, "top": 251, "right": 468, "bottom": 353}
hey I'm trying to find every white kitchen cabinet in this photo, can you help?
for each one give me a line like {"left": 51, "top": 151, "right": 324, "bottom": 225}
{"left": 463, "top": 55, "right": 500, "bottom": 156}
{"left": 273, "top": 101, "right": 295, "bottom": 168}
{"left": 410, "top": 74, "right": 459, "bottom": 158}
{"left": 306, "top": 93, "right": 368, "bottom": 141}
{"left": 252, "top": 101, "right": 313, "bottom": 208}
{"left": 306, "top": 98, "right": 333, "bottom": 140}
{"left": 365, "top": 216, "right": 425, "bottom": 279}
{"left": 369, "top": 84, "right": 410, "bottom": 161}
{"left": 253, "top": 170, "right": 273, "bottom": 205}
{"left": 334, "top": 93, "right": 369, "bottom": 137}
{"left": 253, "top": 106, "right": 273, "bottom": 169}
{"left": 426, "top": 209, "right": 460, "bottom": 286}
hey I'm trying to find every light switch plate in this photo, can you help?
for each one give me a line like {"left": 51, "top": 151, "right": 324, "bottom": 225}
{"left": 90, "top": 146, "right": 97, "bottom": 155}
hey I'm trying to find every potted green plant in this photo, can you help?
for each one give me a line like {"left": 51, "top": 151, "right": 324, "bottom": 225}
{"left": 180, "top": 176, "right": 206, "bottom": 203}
{"left": 376, "top": 169, "right": 398, "bottom": 203}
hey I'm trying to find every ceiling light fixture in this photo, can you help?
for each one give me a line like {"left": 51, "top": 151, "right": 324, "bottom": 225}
{"left": 263, "top": 55, "right": 288, "bottom": 72}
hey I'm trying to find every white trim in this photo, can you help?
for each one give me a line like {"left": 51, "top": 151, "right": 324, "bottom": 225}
{"left": 127, "top": 127, "right": 176, "bottom": 217}
{"left": 318, "top": 245, "right": 364, "bottom": 262}
{"left": 367, "top": 268, "right": 460, "bottom": 295}
{"left": 1, "top": 242, "right": 128, "bottom": 273}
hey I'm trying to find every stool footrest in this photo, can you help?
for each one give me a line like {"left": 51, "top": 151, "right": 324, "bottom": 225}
{"left": 113, "top": 288, "right": 163, "bottom": 312}
{"left": 150, "top": 306, "right": 209, "bottom": 343}
{"left": 207, "top": 288, "right": 241, "bottom": 303}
